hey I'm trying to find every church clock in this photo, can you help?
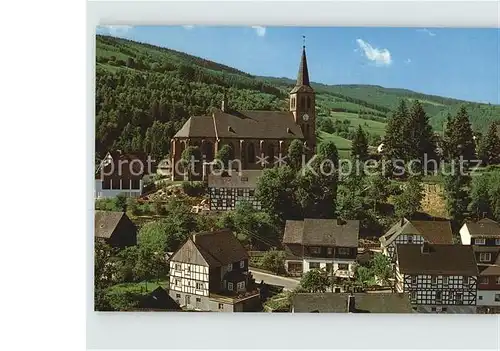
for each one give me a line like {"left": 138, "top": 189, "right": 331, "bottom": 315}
{"left": 302, "top": 113, "right": 309, "bottom": 122}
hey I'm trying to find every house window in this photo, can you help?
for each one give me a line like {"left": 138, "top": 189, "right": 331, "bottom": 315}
{"left": 407, "top": 236, "right": 413, "bottom": 244}
{"left": 185, "top": 295, "right": 191, "bottom": 305}
{"left": 338, "top": 248, "right": 350, "bottom": 255}
{"left": 327, "top": 248, "right": 333, "bottom": 255}
{"left": 218, "top": 303, "right": 224, "bottom": 310}
{"left": 443, "top": 276, "right": 448, "bottom": 285}
{"left": 495, "top": 294, "right": 500, "bottom": 302}
{"left": 310, "top": 247, "right": 321, "bottom": 254}
{"left": 411, "top": 276, "right": 417, "bottom": 284}
{"left": 496, "top": 239, "right": 500, "bottom": 245}
{"left": 479, "top": 295, "right": 483, "bottom": 300}
{"left": 237, "top": 189, "right": 243, "bottom": 197}
{"left": 176, "top": 293, "right": 181, "bottom": 298}
{"left": 435, "top": 291, "right": 442, "bottom": 302}
{"left": 175, "top": 264, "right": 181, "bottom": 270}
{"left": 217, "top": 198, "right": 223, "bottom": 207}
{"left": 462, "top": 276, "right": 469, "bottom": 285}
{"left": 228, "top": 282, "right": 233, "bottom": 291}
{"left": 456, "top": 293, "right": 463, "bottom": 304}
{"left": 475, "top": 238, "right": 486, "bottom": 245}
{"left": 175, "top": 279, "right": 180, "bottom": 286}
{"left": 480, "top": 276, "right": 489, "bottom": 284}
{"left": 411, "top": 292, "right": 416, "bottom": 300}
{"left": 496, "top": 276, "right": 500, "bottom": 285}
{"left": 196, "top": 282, "right": 203, "bottom": 290}
{"left": 227, "top": 263, "right": 232, "bottom": 271}
{"left": 237, "top": 281, "right": 245, "bottom": 290}
{"left": 338, "top": 263, "right": 349, "bottom": 271}
{"left": 480, "top": 253, "right": 492, "bottom": 262}
{"left": 309, "top": 262, "right": 320, "bottom": 270}
{"left": 325, "top": 263, "right": 333, "bottom": 272}
{"left": 431, "top": 307, "right": 436, "bottom": 312}
{"left": 240, "top": 260, "right": 245, "bottom": 269}
{"left": 431, "top": 276, "right": 437, "bottom": 285}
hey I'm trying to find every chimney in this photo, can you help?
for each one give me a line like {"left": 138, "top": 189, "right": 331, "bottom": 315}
{"left": 347, "top": 294, "right": 356, "bottom": 313}
{"left": 221, "top": 93, "right": 228, "bottom": 112}
{"left": 421, "top": 241, "right": 431, "bottom": 254}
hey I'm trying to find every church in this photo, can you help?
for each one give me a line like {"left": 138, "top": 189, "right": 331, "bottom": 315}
{"left": 170, "top": 45, "right": 317, "bottom": 180}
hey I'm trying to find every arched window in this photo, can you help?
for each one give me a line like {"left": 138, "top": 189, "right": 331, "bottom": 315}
{"left": 291, "top": 97, "right": 296, "bottom": 109}
{"left": 204, "top": 141, "right": 214, "bottom": 161}
{"left": 306, "top": 96, "right": 311, "bottom": 109}
{"left": 267, "top": 144, "right": 275, "bottom": 162}
{"left": 300, "top": 96, "right": 305, "bottom": 108}
{"left": 247, "top": 143, "right": 255, "bottom": 164}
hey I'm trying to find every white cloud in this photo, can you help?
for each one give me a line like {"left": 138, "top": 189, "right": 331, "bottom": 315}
{"left": 405, "top": 58, "right": 412, "bottom": 64}
{"left": 97, "top": 25, "right": 133, "bottom": 37}
{"left": 182, "top": 25, "right": 195, "bottom": 30}
{"left": 416, "top": 28, "right": 436, "bottom": 37}
{"left": 355, "top": 39, "right": 392, "bottom": 66}
{"left": 251, "top": 26, "right": 266, "bottom": 37}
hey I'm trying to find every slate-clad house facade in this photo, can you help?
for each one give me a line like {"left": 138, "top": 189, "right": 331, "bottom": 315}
{"left": 208, "top": 170, "right": 262, "bottom": 211}
{"left": 282, "top": 219, "right": 359, "bottom": 282}
{"left": 94, "top": 211, "right": 137, "bottom": 249}
{"left": 95, "top": 150, "right": 155, "bottom": 199}
{"left": 460, "top": 219, "right": 500, "bottom": 310}
{"left": 168, "top": 229, "right": 260, "bottom": 312}
{"left": 170, "top": 45, "right": 316, "bottom": 180}
{"left": 380, "top": 218, "right": 454, "bottom": 261}
{"left": 395, "top": 242, "right": 478, "bottom": 313}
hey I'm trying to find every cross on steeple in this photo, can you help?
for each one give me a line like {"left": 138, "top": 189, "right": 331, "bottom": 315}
{"left": 302, "top": 35, "right": 306, "bottom": 48}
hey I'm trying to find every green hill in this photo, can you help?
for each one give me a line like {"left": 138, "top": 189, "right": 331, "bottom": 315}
{"left": 95, "top": 35, "right": 500, "bottom": 158}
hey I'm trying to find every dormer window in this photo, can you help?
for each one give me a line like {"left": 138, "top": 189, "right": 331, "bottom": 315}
{"left": 480, "top": 252, "right": 492, "bottom": 262}
{"left": 310, "top": 247, "right": 321, "bottom": 254}
{"left": 475, "top": 238, "right": 485, "bottom": 245}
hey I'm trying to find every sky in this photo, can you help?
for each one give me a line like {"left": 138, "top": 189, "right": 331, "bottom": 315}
{"left": 96, "top": 25, "right": 500, "bottom": 104}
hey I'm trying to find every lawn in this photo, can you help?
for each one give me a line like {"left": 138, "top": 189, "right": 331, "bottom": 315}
{"left": 329, "top": 111, "right": 387, "bottom": 137}
{"left": 108, "top": 279, "right": 169, "bottom": 296}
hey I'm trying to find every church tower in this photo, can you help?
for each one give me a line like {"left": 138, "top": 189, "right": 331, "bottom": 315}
{"left": 289, "top": 40, "right": 316, "bottom": 153}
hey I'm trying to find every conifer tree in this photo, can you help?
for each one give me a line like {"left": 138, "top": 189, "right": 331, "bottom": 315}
{"left": 443, "top": 161, "right": 471, "bottom": 225}
{"left": 477, "top": 122, "right": 500, "bottom": 165}
{"left": 383, "top": 99, "right": 408, "bottom": 160}
{"left": 448, "top": 105, "right": 476, "bottom": 162}
{"left": 441, "top": 113, "right": 454, "bottom": 161}
{"left": 402, "top": 100, "right": 436, "bottom": 166}
{"left": 351, "top": 125, "right": 369, "bottom": 161}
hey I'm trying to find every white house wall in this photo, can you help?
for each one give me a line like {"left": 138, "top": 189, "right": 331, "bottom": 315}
{"left": 302, "top": 258, "right": 355, "bottom": 278}
{"left": 94, "top": 180, "right": 143, "bottom": 199}
{"left": 459, "top": 225, "right": 471, "bottom": 245}
{"left": 477, "top": 290, "right": 500, "bottom": 306}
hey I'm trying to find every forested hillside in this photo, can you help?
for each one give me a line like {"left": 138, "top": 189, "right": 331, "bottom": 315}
{"left": 95, "top": 34, "right": 500, "bottom": 160}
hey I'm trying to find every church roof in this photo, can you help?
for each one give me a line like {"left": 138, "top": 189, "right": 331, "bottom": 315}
{"left": 173, "top": 108, "right": 304, "bottom": 140}
{"left": 290, "top": 46, "right": 314, "bottom": 94}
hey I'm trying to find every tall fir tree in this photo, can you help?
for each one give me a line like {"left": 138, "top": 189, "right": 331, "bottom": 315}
{"left": 443, "top": 162, "right": 471, "bottom": 226}
{"left": 448, "top": 105, "right": 476, "bottom": 162}
{"left": 441, "top": 112, "right": 454, "bottom": 161}
{"left": 477, "top": 122, "right": 500, "bottom": 165}
{"left": 383, "top": 99, "right": 408, "bottom": 160}
{"left": 351, "top": 125, "right": 369, "bottom": 161}
{"left": 401, "top": 100, "right": 436, "bottom": 166}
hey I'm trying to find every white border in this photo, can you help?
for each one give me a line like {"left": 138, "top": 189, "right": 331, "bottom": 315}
{"left": 87, "top": 1, "right": 500, "bottom": 349}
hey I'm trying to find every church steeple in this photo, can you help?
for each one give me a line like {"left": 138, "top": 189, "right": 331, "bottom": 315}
{"left": 296, "top": 42, "right": 310, "bottom": 87}
{"left": 289, "top": 36, "right": 316, "bottom": 155}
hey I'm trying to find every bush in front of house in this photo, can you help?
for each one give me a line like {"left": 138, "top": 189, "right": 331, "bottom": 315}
{"left": 182, "top": 181, "right": 206, "bottom": 197}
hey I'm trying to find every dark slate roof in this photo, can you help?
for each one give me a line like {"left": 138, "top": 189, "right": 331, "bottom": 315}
{"left": 174, "top": 109, "right": 304, "bottom": 140}
{"left": 397, "top": 244, "right": 478, "bottom": 276}
{"left": 292, "top": 293, "right": 413, "bottom": 313}
{"left": 96, "top": 150, "right": 156, "bottom": 179}
{"left": 282, "top": 219, "right": 359, "bottom": 247}
{"left": 94, "top": 211, "right": 125, "bottom": 239}
{"left": 139, "top": 287, "right": 182, "bottom": 311}
{"left": 380, "top": 218, "right": 453, "bottom": 246}
{"left": 192, "top": 229, "right": 248, "bottom": 267}
{"left": 463, "top": 218, "right": 500, "bottom": 238}
{"left": 290, "top": 46, "right": 314, "bottom": 94}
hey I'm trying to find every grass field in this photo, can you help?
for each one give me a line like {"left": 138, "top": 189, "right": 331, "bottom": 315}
{"left": 329, "top": 111, "right": 388, "bottom": 136}
{"left": 108, "top": 279, "right": 169, "bottom": 296}
{"left": 318, "top": 131, "right": 352, "bottom": 158}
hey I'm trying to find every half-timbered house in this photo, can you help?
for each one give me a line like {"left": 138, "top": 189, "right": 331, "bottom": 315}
{"left": 395, "top": 242, "right": 478, "bottom": 313}
{"left": 207, "top": 170, "right": 262, "bottom": 211}
{"left": 379, "top": 218, "right": 453, "bottom": 261}
{"left": 168, "top": 229, "right": 260, "bottom": 312}
{"left": 459, "top": 218, "right": 500, "bottom": 246}
{"left": 282, "top": 218, "right": 359, "bottom": 286}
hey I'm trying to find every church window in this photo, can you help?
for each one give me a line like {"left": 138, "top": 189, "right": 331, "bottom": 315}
{"left": 300, "top": 96, "right": 305, "bottom": 108}
{"left": 247, "top": 143, "right": 255, "bottom": 163}
{"left": 306, "top": 96, "right": 311, "bottom": 109}
{"left": 291, "top": 97, "right": 295, "bottom": 109}
{"left": 267, "top": 144, "right": 275, "bottom": 162}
